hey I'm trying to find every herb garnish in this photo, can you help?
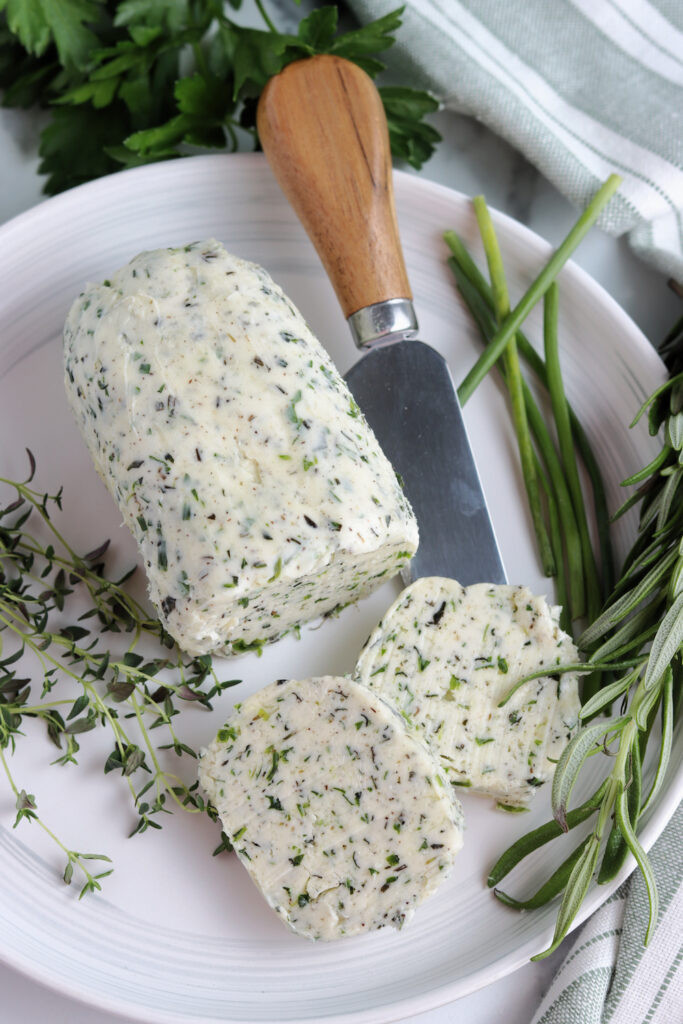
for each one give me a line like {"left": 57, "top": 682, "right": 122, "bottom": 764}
{"left": 447, "top": 186, "right": 682, "bottom": 958}
{"left": 0, "top": 455, "right": 240, "bottom": 895}
{"left": 0, "top": 2, "right": 440, "bottom": 196}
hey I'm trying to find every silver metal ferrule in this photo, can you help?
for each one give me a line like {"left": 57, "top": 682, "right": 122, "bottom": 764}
{"left": 347, "top": 298, "right": 419, "bottom": 351}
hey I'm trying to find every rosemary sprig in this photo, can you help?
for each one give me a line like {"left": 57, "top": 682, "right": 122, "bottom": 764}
{"left": 444, "top": 185, "right": 682, "bottom": 958}
{"left": 0, "top": 454, "right": 240, "bottom": 892}
{"left": 506, "top": 350, "right": 680, "bottom": 956}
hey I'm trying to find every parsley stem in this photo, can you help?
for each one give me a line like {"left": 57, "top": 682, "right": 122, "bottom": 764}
{"left": 255, "top": 0, "right": 278, "bottom": 33}
{"left": 457, "top": 174, "right": 622, "bottom": 405}
{"left": 192, "top": 42, "right": 208, "bottom": 79}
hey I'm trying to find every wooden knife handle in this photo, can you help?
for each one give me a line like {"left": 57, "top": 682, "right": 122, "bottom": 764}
{"left": 257, "top": 54, "right": 412, "bottom": 318}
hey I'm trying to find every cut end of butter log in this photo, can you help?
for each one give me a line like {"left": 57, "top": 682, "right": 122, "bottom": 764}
{"left": 354, "top": 578, "right": 581, "bottom": 807}
{"left": 199, "top": 676, "right": 463, "bottom": 941}
{"left": 63, "top": 241, "right": 418, "bottom": 657}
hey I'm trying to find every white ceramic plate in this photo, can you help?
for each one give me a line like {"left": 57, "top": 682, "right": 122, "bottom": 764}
{"left": 0, "top": 154, "right": 678, "bottom": 1024}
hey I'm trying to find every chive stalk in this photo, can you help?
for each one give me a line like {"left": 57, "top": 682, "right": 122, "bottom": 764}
{"left": 472, "top": 196, "right": 555, "bottom": 576}
{"left": 445, "top": 236, "right": 615, "bottom": 599}
{"left": 457, "top": 174, "right": 622, "bottom": 405}
{"left": 449, "top": 257, "right": 584, "bottom": 617}
{"left": 536, "top": 457, "right": 571, "bottom": 633}
{"left": 523, "top": 381, "right": 585, "bottom": 618}
{"left": 543, "top": 282, "right": 600, "bottom": 614}
{"left": 543, "top": 282, "right": 602, "bottom": 694}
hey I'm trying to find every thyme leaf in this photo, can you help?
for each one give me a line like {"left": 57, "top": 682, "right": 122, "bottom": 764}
{"left": 0, "top": 460, "right": 240, "bottom": 895}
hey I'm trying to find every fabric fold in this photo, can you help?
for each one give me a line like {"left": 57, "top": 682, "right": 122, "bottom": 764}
{"left": 530, "top": 802, "right": 682, "bottom": 1024}
{"left": 348, "top": 0, "right": 683, "bottom": 280}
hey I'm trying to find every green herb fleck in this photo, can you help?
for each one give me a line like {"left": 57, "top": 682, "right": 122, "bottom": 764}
{"left": 287, "top": 390, "right": 303, "bottom": 427}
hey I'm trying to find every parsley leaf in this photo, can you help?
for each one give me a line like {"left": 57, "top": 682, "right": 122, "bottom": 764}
{"left": 1, "top": 1, "right": 441, "bottom": 194}
{"left": 1, "top": 0, "right": 53, "bottom": 59}
{"left": 297, "top": 7, "right": 339, "bottom": 51}
{"left": 38, "top": 103, "right": 131, "bottom": 193}
{"left": 1, "top": 0, "right": 103, "bottom": 70}
{"left": 380, "top": 86, "right": 441, "bottom": 169}
{"left": 114, "top": 0, "right": 191, "bottom": 34}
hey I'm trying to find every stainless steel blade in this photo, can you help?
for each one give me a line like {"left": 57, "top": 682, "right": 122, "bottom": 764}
{"left": 345, "top": 340, "right": 507, "bottom": 585}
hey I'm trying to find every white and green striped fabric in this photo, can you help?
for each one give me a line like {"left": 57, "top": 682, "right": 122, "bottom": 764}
{"left": 349, "top": 0, "right": 683, "bottom": 281}
{"left": 531, "top": 802, "right": 683, "bottom": 1024}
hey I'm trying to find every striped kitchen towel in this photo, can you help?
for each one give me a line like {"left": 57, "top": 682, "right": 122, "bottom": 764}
{"left": 531, "top": 800, "right": 682, "bottom": 1024}
{"left": 348, "top": 0, "right": 683, "bottom": 281}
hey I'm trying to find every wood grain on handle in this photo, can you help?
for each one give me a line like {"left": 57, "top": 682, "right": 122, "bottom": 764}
{"left": 257, "top": 54, "right": 412, "bottom": 318}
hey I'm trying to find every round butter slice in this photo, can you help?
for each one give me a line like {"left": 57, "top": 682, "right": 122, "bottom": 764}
{"left": 354, "top": 578, "right": 581, "bottom": 806}
{"left": 199, "top": 676, "right": 463, "bottom": 941}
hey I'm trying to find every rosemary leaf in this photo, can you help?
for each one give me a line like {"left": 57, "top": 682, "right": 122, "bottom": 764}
{"left": 643, "top": 591, "right": 683, "bottom": 691}
{"left": 551, "top": 716, "right": 631, "bottom": 831}
{"left": 597, "top": 736, "right": 642, "bottom": 885}
{"left": 487, "top": 780, "right": 609, "bottom": 887}
{"left": 579, "top": 547, "right": 679, "bottom": 649}
{"left": 495, "top": 836, "right": 591, "bottom": 910}
{"left": 640, "top": 671, "right": 673, "bottom": 816}
{"left": 614, "top": 784, "right": 659, "bottom": 944}
{"left": 531, "top": 835, "right": 600, "bottom": 960}
{"left": 579, "top": 666, "right": 642, "bottom": 721}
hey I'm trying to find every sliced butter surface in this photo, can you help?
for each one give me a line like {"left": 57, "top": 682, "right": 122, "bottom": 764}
{"left": 199, "top": 676, "right": 463, "bottom": 940}
{"left": 354, "top": 578, "right": 581, "bottom": 806}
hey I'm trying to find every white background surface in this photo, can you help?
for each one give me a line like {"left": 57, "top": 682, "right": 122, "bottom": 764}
{"left": 0, "top": 63, "right": 679, "bottom": 1024}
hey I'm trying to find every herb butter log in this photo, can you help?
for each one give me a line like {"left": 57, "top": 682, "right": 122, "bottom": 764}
{"left": 199, "top": 676, "right": 463, "bottom": 940}
{"left": 63, "top": 241, "right": 418, "bottom": 656}
{"left": 354, "top": 578, "right": 581, "bottom": 807}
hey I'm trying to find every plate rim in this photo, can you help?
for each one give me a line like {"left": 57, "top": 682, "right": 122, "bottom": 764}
{"left": 0, "top": 151, "right": 678, "bottom": 1024}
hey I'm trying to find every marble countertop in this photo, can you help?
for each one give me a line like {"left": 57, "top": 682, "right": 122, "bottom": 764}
{"left": 0, "top": 71, "right": 678, "bottom": 1024}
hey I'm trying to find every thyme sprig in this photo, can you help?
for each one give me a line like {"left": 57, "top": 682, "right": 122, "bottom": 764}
{"left": 1, "top": 745, "right": 113, "bottom": 899}
{"left": 445, "top": 192, "right": 682, "bottom": 959}
{"left": 0, "top": 454, "right": 240, "bottom": 892}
